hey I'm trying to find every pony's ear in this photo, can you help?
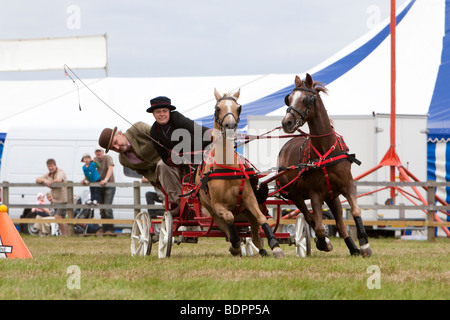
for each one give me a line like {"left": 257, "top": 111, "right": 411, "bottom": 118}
{"left": 214, "top": 88, "right": 222, "bottom": 101}
{"left": 305, "top": 73, "right": 314, "bottom": 89}
{"left": 295, "top": 75, "right": 303, "bottom": 88}
{"left": 232, "top": 88, "right": 241, "bottom": 100}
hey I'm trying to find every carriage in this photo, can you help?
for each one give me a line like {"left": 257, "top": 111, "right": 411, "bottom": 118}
{"left": 130, "top": 164, "right": 311, "bottom": 258}
{"left": 130, "top": 74, "right": 371, "bottom": 259}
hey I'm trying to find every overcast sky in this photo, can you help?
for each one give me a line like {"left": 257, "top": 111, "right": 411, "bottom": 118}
{"left": 0, "top": 0, "right": 407, "bottom": 80}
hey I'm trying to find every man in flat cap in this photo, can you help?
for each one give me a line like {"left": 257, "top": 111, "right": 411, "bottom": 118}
{"left": 98, "top": 122, "right": 181, "bottom": 216}
{"left": 99, "top": 122, "right": 161, "bottom": 183}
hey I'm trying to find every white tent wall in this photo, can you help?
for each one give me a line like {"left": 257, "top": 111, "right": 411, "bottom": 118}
{"left": 430, "top": 140, "right": 449, "bottom": 201}
{"left": 0, "top": 74, "right": 299, "bottom": 132}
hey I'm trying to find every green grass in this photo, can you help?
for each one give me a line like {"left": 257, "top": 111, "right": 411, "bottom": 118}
{"left": 0, "top": 235, "right": 448, "bottom": 300}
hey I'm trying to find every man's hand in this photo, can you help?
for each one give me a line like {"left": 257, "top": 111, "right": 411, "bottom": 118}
{"left": 40, "top": 178, "right": 52, "bottom": 188}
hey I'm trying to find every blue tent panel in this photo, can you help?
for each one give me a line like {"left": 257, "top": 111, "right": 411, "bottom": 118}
{"left": 428, "top": 0, "right": 450, "bottom": 140}
{"left": 427, "top": 141, "right": 437, "bottom": 181}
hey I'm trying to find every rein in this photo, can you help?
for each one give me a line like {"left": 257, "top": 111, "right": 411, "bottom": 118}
{"left": 64, "top": 65, "right": 171, "bottom": 153}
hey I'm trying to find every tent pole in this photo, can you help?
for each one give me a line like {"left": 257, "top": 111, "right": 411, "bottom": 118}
{"left": 390, "top": 0, "right": 397, "bottom": 202}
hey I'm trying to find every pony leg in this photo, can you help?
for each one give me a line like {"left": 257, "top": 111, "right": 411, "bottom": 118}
{"left": 310, "top": 194, "right": 333, "bottom": 252}
{"left": 344, "top": 183, "right": 372, "bottom": 258}
{"left": 260, "top": 223, "right": 284, "bottom": 258}
{"left": 292, "top": 196, "right": 315, "bottom": 229}
{"left": 212, "top": 203, "right": 242, "bottom": 256}
{"left": 200, "top": 198, "right": 231, "bottom": 237}
{"left": 244, "top": 197, "right": 284, "bottom": 258}
{"left": 325, "top": 197, "right": 360, "bottom": 256}
{"left": 227, "top": 222, "right": 242, "bottom": 256}
{"left": 244, "top": 212, "right": 268, "bottom": 257}
{"left": 353, "top": 215, "right": 372, "bottom": 258}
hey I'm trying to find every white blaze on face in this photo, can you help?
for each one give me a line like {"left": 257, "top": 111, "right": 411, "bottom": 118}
{"left": 224, "top": 99, "right": 236, "bottom": 140}
{"left": 291, "top": 90, "right": 302, "bottom": 107}
{"left": 225, "top": 99, "right": 233, "bottom": 117}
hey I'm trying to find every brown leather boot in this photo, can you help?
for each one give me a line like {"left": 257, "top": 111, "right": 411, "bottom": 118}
{"left": 169, "top": 203, "right": 180, "bottom": 217}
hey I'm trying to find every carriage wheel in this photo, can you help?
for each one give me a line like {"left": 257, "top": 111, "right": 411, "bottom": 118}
{"left": 158, "top": 211, "right": 173, "bottom": 258}
{"left": 241, "top": 238, "right": 259, "bottom": 256}
{"left": 131, "top": 211, "right": 152, "bottom": 257}
{"left": 295, "top": 213, "right": 311, "bottom": 257}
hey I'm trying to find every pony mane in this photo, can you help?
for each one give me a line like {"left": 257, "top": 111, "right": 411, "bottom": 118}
{"left": 312, "top": 81, "right": 328, "bottom": 95}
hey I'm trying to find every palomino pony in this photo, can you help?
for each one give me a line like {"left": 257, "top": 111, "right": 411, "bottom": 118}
{"left": 195, "top": 89, "right": 284, "bottom": 258}
{"left": 278, "top": 74, "right": 372, "bottom": 258}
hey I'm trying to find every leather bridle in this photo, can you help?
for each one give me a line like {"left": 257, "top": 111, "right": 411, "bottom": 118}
{"left": 214, "top": 96, "right": 242, "bottom": 130}
{"left": 284, "top": 87, "right": 317, "bottom": 129}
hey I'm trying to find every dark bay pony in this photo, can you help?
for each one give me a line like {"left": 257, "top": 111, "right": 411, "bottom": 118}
{"left": 278, "top": 74, "right": 372, "bottom": 258}
{"left": 195, "top": 89, "right": 284, "bottom": 258}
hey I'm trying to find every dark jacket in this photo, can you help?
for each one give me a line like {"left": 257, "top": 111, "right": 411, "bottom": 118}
{"left": 150, "top": 111, "right": 212, "bottom": 166}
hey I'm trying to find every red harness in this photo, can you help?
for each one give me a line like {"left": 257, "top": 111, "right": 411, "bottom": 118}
{"left": 308, "top": 138, "right": 345, "bottom": 199}
{"left": 193, "top": 151, "right": 258, "bottom": 215}
{"left": 276, "top": 131, "right": 358, "bottom": 200}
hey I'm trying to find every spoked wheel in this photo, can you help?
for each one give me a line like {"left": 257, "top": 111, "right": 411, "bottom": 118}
{"left": 158, "top": 211, "right": 173, "bottom": 258}
{"left": 241, "top": 238, "right": 259, "bottom": 256}
{"left": 131, "top": 211, "right": 152, "bottom": 257}
{"left": 295, "top": 213, "right": 311, "bottom": 257}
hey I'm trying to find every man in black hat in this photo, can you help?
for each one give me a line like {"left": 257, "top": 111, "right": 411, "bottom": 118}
{"left": 147, "top": 96, "right": 213, "bottom": 216}
{"left": 148, "top": 96, "right": 213, "bottom": 166}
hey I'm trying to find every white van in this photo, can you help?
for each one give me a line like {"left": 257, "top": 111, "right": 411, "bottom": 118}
{"left": 0, "top": 125, "right": 157, "bottom": 222}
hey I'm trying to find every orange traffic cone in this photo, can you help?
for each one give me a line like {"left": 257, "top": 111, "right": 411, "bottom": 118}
{"left": 0, "top": 205, "right": 32, "bottom": 259}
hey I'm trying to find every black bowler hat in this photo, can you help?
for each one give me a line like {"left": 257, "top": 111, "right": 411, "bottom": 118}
{"left": 146, "top": 96, "right": 176, "bottom": 113}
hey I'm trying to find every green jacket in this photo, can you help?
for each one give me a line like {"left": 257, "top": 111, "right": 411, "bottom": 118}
{"left": 118, "top": 122, "right": 161, "bottom": 183}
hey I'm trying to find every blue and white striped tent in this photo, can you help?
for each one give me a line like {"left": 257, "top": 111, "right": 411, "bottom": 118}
{"left": 196, "top": 0, "right": 450, "bottom": 211}
{"left": 427, "top": 1, "right": 450, "bottom": 207}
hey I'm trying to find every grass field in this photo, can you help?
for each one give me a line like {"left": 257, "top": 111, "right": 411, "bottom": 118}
{"left": 0, "top": 235, "right": 448, "bottom": 300}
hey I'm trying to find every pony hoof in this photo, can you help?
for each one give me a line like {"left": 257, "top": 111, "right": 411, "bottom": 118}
{"left": 259, "top": 249, "right": 269, "bottom": 257}
{"left": 350, "top": 249, "right": 361, "bottom": 256}
{"left": 360, "top": 244, "right": 372, "bottom": 258}
{"left": 229, "top": 245, "right": 242, "bottom": 257}
{"left": 272, "top": 247, "right": 285, "bottom": 259}
{"left": 314, "top": 237, "right": 333, "bottom": 252}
